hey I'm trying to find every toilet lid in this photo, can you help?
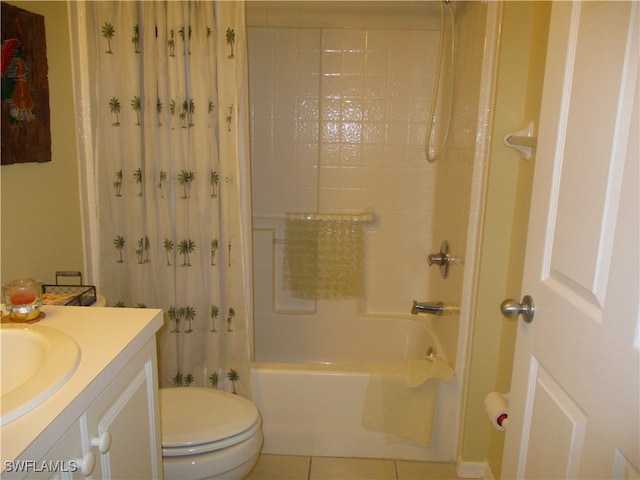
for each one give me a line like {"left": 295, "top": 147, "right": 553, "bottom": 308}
{"left": 160, "top": 387, "right": 260, "bottom": 450}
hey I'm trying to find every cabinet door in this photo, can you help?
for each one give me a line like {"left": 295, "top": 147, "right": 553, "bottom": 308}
{"left": 81, "top": 339, "right": 162, "bottom": 480}
{"left": 23, "top": 422, "right": 84, "bottom": 480}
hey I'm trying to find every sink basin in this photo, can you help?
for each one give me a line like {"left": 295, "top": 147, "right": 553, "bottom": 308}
{"left": 1, "top": 324, "right": 80, "bottom": 426}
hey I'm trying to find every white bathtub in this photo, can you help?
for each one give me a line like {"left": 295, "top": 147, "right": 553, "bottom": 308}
{"left": 250, "top": 316, "right": 460, "bottom": 462}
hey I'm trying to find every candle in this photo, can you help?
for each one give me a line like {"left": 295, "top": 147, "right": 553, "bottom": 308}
{"left": 5, "top": 280, "right": 39, "bottom": 304}
{"left": 10, "top": 291, "right": 36, "bottom": 305}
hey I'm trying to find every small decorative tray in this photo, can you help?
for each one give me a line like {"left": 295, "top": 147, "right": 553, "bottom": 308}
{"left": 42, "top": 271, "right": 97, "bottom": 306}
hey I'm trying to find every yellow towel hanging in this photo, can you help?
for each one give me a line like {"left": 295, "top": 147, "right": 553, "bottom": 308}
{"left": 283, "top": 212, "right": 366, "bottom": 300}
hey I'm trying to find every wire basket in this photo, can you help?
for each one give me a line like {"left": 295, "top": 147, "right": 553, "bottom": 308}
{"left": 42, "top": 271, "right": 97, "bottom": 306}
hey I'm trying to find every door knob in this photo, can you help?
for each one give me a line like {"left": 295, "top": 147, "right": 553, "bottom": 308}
{"left": 500, "top": 295, "right": 535, "bottom": 323}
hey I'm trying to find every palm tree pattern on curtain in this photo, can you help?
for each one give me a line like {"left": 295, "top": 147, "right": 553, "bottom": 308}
{"left": 86, "top": 2, "right": 251, "bottom": 397}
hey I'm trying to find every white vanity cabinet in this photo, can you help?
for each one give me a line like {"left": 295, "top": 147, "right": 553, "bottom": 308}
{"left": 80, "top": 338, "right": 161, "bottom": 479}
{"left": 23, "top": 421, "right": 83, "bottom": 480}
{"left": 1, "top": 307, "right": 164, "bottom": 480}
{"left": 17, "top": 339, "right": 161, "bottom": 480}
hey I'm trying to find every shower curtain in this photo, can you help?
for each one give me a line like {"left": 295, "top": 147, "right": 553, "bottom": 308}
{"left": 77, "top": 1, "right": 253, "bottom": 397}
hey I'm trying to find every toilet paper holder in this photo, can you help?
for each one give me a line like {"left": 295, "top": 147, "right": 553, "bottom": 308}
{"left": 484, "top": 391, "right": 510, "bottom": 431}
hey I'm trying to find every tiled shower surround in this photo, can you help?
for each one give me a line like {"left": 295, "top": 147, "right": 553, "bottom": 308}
{"left": 247, "top": 2, "right": 493, "bottom": 462}
{"left": 249, "top": 24, "right": 442, "bottom": 316}
{"left": 248, "top": 2, "right": 489, "bottom": 370}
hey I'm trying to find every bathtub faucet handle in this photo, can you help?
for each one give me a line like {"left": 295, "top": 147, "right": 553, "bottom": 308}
{"left": 427, "top": 240, "right": 461, "bottom": 279}
{"left": 411, "top": 301, "right": 444, "bottom": 316}
{"left": 427, "top": 253, "right": 448, "bottom": 266}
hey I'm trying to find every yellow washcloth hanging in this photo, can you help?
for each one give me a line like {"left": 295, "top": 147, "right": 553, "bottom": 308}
{"left": 362, "top": 357, "right": 455, "bottom": 447}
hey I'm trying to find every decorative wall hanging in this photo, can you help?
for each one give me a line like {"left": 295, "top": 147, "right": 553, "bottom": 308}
{"left": 1, "top": 1, "right": 51, "bottom": 165}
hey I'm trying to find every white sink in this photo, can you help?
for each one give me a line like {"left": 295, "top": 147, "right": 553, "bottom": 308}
{"left": 1, "top": 324, "right": 80, "bottom": 425}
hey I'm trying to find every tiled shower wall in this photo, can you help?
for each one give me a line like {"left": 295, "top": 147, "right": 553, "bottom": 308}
{"left": 430, "top": 2, "right": 489, "bottom": 367}
{"left": 249, "top": 25, "right": 443, "bottom": 317}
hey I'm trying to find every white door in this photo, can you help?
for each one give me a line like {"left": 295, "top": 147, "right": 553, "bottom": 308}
{"left": 501, "top": 2, "right": 639, "bottom": 479}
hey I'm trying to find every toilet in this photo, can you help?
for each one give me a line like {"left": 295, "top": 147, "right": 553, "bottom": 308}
{"left": 160, "top": 387, "right": 263, "bottom": 480}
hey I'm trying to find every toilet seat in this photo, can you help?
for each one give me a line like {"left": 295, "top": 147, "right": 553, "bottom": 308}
{"left": 161, "top": 387, "right": 262, "bottom": 457}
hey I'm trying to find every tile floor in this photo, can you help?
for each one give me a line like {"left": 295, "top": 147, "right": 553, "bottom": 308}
{"left": 246, "top": 454, "right": 460, "bottom": 480}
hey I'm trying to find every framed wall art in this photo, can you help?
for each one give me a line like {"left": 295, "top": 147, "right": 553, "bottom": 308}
{"left": 1, "top": 1, "right": 51, "bottom": 165}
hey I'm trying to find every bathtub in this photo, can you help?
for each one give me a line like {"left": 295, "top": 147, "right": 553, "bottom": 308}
{"left": 250, "top": 316, "right": 460, "bottom": 462}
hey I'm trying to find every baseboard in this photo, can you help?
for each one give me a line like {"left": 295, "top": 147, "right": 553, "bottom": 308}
{"left": 456, "top": 457, "right": 495, "bottom": 479}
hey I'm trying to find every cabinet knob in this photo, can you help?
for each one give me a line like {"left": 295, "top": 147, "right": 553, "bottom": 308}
{"left": 91, "top": 431, "right": 112, "bottom": 454}
{"left": 75, "top": 452, "right": 96, "bottom": 477}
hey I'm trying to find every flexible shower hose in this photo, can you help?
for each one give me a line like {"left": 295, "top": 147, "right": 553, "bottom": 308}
{"left": 425, "top": 0, "right": 455, "bottom": 163}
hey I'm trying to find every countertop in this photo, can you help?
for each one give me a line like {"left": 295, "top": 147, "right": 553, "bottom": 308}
{"left": 0, "top": 305, "right": 163, "bottom": 466}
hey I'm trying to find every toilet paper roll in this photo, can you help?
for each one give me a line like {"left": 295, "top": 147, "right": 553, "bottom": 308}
{"left": 484, "top": 392, "right": 509, "bottom": 431}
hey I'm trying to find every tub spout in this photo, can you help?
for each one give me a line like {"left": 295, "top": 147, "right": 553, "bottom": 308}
{"left": 411, "top": 301, "right": 444, "bottom": 315}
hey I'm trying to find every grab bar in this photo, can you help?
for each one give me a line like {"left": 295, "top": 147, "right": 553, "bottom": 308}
{"left": 411, "top": 301, "right": 444, "bottom": 316}
{"left": 253, "top": 210, "right": 376, "bottom": 223}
